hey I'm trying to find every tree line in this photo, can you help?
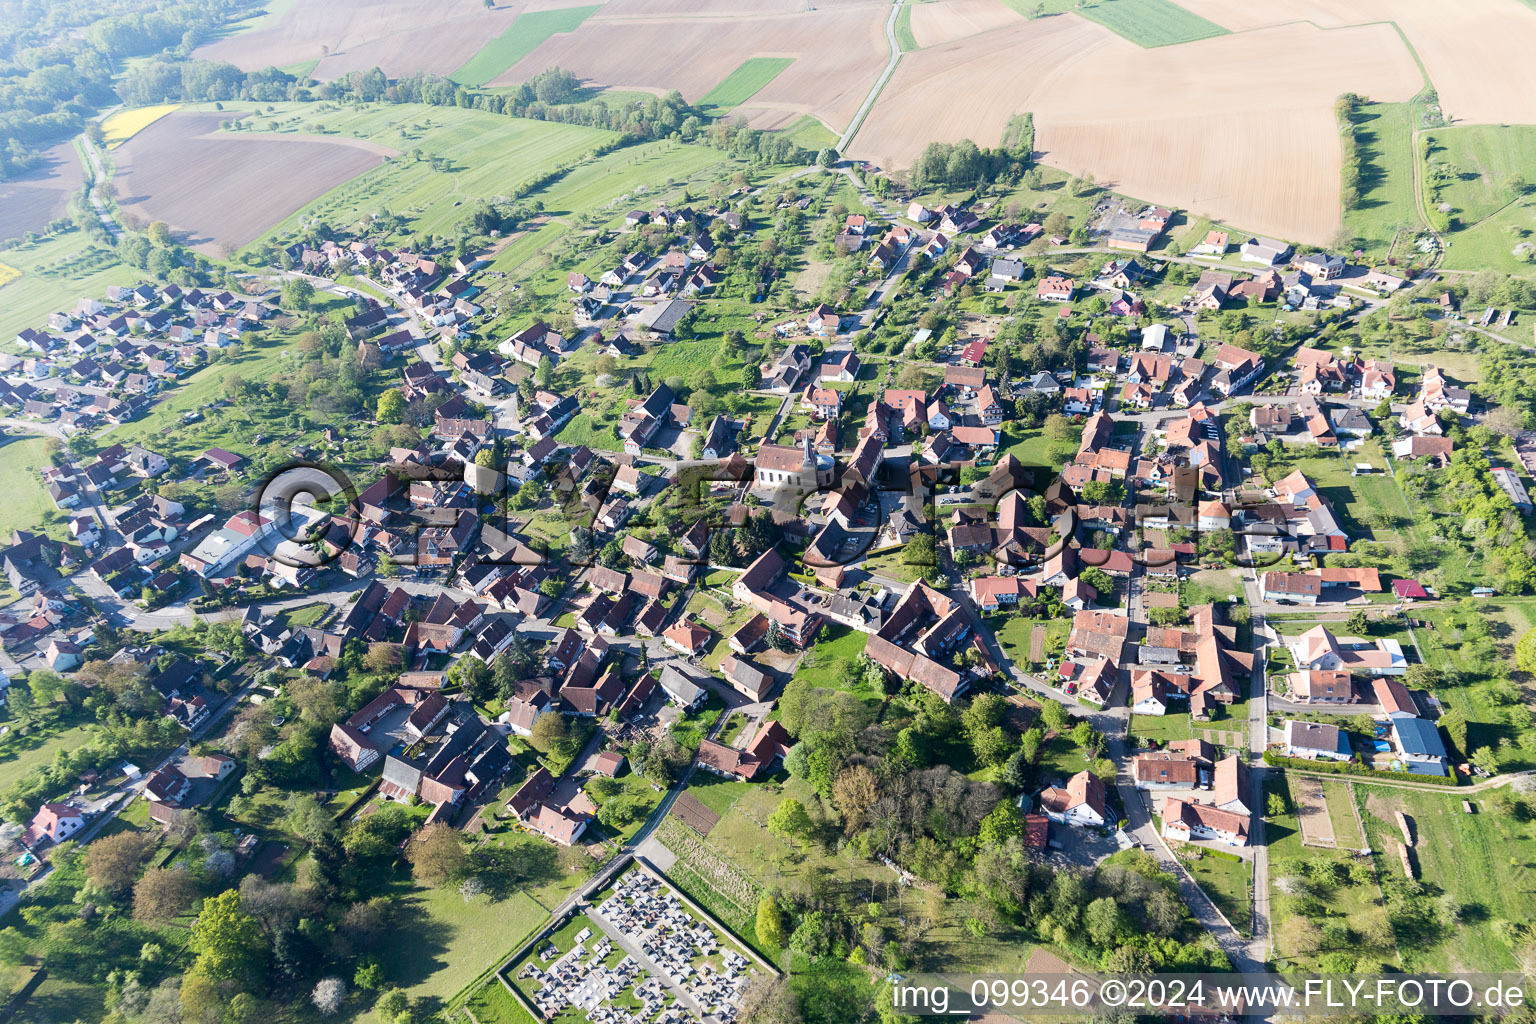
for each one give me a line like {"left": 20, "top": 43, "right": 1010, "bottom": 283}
{"left": 0, "top": 0, "right": 254, "bottom": 180}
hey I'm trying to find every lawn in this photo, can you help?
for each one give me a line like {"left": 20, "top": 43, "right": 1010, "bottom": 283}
{"left": 1179, "top": 849, "right": 1251, "bottom": 936}
{"left": 1355, "top": 785, "right": 1536, "bottom": 971}
{"left": 1262, "top": 442, "right": 1410, "bottom": 544}
{"left": 994, "top": 614, "right": 1068, "bottom": 670}
{"left": 0, "top": 718, "right": 99, "bottom": 791}
{"left": 1000, "top": 423, "right": 1079, "bottom": 470}
{"left": 373, "top": 868, "right": 588, "bottom": 1014}
{"left": 465, "top": 980, "right": 538, "bottom": 1024}
{"left": 480, "top": 137, "right": 730, "bottom": 290}
{"left": 0, "top": 435, "right": 63, "bottom": 541}
{"left": 102, "top": 104, "right": 180, "bottom": 148}
{"left": 1181, "top": 568, "right": 1243, "bottom": 608}
{"left": 449, "top": 5, "right": 604, "bottom": 87}
{"left": 280, "top": 602, "right": 329, "bottom": 628}
{"left": 1128, "top": 710, "right": 1193, "bottom": 746}
{"left": 0, "top": 230, "right": 144, "bottom": 341}
{"left": 1036, "top": 732, "right": 1088, "bottom": 785}
{"left": 669, "top": 777, "right": 1041, "bottom": 973}
{"left": 699, "top": 58, "right": 796, "bottom": 112}
{"left": 1438, "top": 197, "right": 1536, "bottom": 276}
{"left": 783, "top": 116, "right": 837, "bottom": 152}
{"left": 1073, "top": 0, "right": 1228, "bottom": 47}
{"left": 12, "top": 978, "right": 104, "bottom": 1024}
{"left": 792, "top": 624, "right": 871, "bottom": 690}
{"left": 684, "top": 773, "right": 754, "bottom": 818}
{"left": 1343, "top": 101, "right": 1424, "bottom": 256}
{"left": 554, "top": 412, "right": 621, "bottom": 451}
{"left": 1405, "top": 598, "right": 1536, "bottom": 771}
{"left": 1321, "top": 780, "right": 1364, "bottom": 850}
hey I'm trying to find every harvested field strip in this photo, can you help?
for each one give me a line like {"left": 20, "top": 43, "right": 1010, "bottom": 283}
{"left": 1294, "top": 776, "right": 1335, "bottom": 847}
{"left": 1074, "top": 0, "right": 1228, "bottom": 47}
{"left": 699, "top": 57, "right": 796, "bottom": 110}
{"left": 895, "top": 3, "right": 918, "bottom": 50}
{"left": 451, "top": 5, "right": 604, "bottom": 86}
{"left": 669, "top": 792, "right": 721, "bottom": 835}
{"left": 102, "top": 104, "right": 180, "bottom": 148}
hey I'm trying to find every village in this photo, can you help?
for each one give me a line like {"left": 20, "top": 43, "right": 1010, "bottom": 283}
{"left": 1, "top": 134, "right": 1534, "bottom": 1024}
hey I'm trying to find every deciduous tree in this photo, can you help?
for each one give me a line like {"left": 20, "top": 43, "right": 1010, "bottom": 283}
{"left": 406, "top": 824, "right": 467, "bottom": 887}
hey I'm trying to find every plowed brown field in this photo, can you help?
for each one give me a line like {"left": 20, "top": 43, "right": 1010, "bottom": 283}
{"left": 114, "top": 113, "right": 395, "bottom": 254}
{"left": 0, "top": 142, "right": 83, "bottom": 243}
{"left": 491, "top": 5, "right": 890, "bottom": 132}
{"left": 909, "top": 0, "right": 1023, "bottom": 48}
{"left": 194, "top": 0, "right": 579, "bottom": 80}
{"left": 853, "top": 17, "right": 1422, "bottom": 242}
{"left": 1177, "top": 0, "right": 1536, "bottom": 126}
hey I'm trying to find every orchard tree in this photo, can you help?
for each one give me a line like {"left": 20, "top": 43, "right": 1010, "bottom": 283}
{"left": 406, "top": 823, "right": 467, "bottom": 886}
{"left": 312, "top": 978, "right": 346, "bottom": 1015}
{"left": 767, "top": 798, "right": 813, "bottom": 845}
{"left": 191, "top": 889, "right": 267, "bottom": 981}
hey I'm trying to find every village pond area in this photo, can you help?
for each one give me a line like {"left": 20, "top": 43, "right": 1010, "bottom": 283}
{"left": 503, "top": 860, "right": 770, "bottom": 1024}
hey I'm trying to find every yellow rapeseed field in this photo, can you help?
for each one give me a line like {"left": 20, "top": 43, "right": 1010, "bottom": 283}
{"left": 0, "top": 263, "right": 20, "bottom": 290}
{"left": 101, "top": 104, "right": 181, "bottom": 149}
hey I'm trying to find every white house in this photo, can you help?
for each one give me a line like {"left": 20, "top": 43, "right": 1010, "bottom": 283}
{"left": 1163, "top": 798, "right": 1248, "bottom": 847}
{"left": 1037, "top": 769, "right": 1106, "bottom": 826}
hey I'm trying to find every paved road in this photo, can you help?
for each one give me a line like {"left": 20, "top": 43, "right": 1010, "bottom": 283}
{"left": 836, "top": 0, "right": 904, "bottom": 154}
{"left": 1242, "top": 566, "right": 1274, "bottom": 968}
{"left": 78, "top": 137, "right": 121, "bottom": 241}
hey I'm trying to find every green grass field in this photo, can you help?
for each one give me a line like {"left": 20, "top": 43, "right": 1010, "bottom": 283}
{"left": 0, "top": 719, "right": 99, "bottom": 791}
{"left": 1424, "top": 124, "right": 1536, "bottom": 227}
{"left": 1321, "top": 780, "right": 1363, "bottom": 850}
{"left": 1000, "top": 423, "right": 1080, "bottom": 469}
{"left": 1128, "top": 710, "right": 1194, "bottom": 745}
{"left": 1265, "top": 776, "right": 1397, "bottom": 973}
{"left": 894, "top": 4, "right": 919, "bottom": 50}
{"left": 449, "top": 6, "right": 604, "bottom": 87}
{"left": 783, "top": 115, "right": 837, "bottom": 152}
{"left": 1263, "top": 442, "right": 1410, "bottom": 543}
{"left": 1343, "top": 102, "right": 1424, "bottom": 255}
{"left": 1356, "top": 786, "right": 1536, "bottom": 971}
{"left": 0, "top": 231, "right": 144, "bottom": 341}
{"left": 373, "top": 866, "right": 587, "bottom": 1014}
{"left": 465, "top": 981, "right": 539, "bottom": 1024}
{"left": 0, "top": 435, "right": 63, "bottom": 541}
{"left": 699, "top": 58, "right": 796, "bottom": 112}
{"left": 792, "top": 624, "right": 872, "bottom": 690}
{"left": 1438, "top": 199, "right": 1536, "bottom": 275}
{"left": 482, "top": 137, "right": 730, "bottom": 292}
{"left": 235, "top": 103, "right": 616, "bottom": 249}
{"left": 1406, "top": 598, "right": 1536, "bottom": 771}
{"left": 669, "top": 776, "right": 1042, "bottom": 973}
{"left": 1073, "top": 0, "right": 1228, "bottom": 47}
